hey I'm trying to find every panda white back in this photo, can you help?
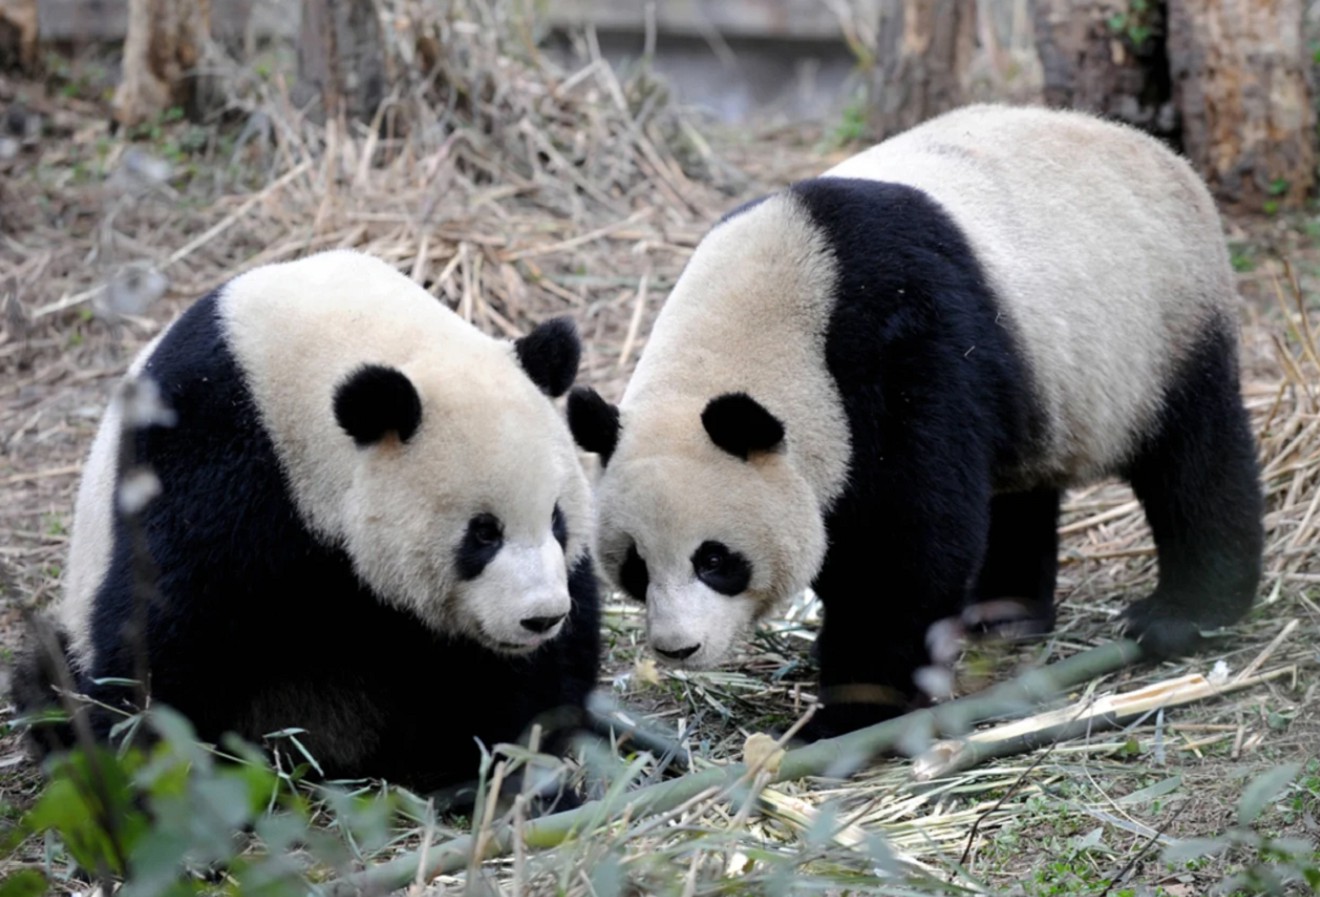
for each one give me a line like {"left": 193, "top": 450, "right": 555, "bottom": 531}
{"left": 823, "top": 104, "right": 1236, "bottom": 482}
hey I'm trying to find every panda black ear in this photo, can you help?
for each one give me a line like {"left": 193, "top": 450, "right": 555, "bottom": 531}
{"left": 701, "top": 392, "right": 785, "bottom": 460}
{"left": 567, "top": 386, "right": 620, "bottom": 465}
{"left": 334, "top": 364, "right": 423, "bottom": 447}
{"left": 515, "top": 317, "right": 581, "bottom": 398}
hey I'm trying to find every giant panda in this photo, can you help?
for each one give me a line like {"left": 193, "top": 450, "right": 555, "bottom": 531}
{"left": 566, "top": 103, "right": 1264, "bottom": 741}
{"left": 15, "top": 249, "right": 601, "bottom": 797}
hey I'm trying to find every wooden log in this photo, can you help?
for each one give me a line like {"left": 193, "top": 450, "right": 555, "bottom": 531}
{"left": 0, "top": 0, "right": 37, "bottom": 70}
{"left": 870, "top": 0, "right": 976, "bottom": 138}
{"left": 1031, "top": 0, "right": 1176, "bottom": 141}
{"left": 296, "top": 0, "right": 386, "bottom": 124}
{"left": 1166, "top": 0, "right": 1315, "bottom": 212}
{"left": 111, "top": 0, "right": 213, "bottom": 128}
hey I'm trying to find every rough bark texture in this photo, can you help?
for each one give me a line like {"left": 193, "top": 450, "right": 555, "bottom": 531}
{"left": 112, "top": 0, "right": 213, "bottom": 128}
{"left": 1032, "top": 0, "right": 1176, "bottom": 142}
{"left": 1167, "top": 0, "right": 1314, "bottom": 212}
{"left": 871, "top": 0, "right": 976, "bottom": 138}
{"left": 297, "top": 0, "right": 387, "bottom": 124}
{"left": 0, "top": 0, "right": 37, "bottom": 71}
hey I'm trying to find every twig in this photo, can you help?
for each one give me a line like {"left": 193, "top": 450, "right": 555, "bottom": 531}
{"left": 1097, "top": 800, "right": 1191, "bottom": 897}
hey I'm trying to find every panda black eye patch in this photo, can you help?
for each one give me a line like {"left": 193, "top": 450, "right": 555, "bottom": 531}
{"left": 619, "top": 541, "right": 649, "bottom": 603}
{"left": 691, "top": 540, "right": 751, "bottom": 596}
{"left": 457, "top": 513, "right": 504, "bottom": 580}
{"left": 552, "top": 504, "right": 568, "bottom": 550}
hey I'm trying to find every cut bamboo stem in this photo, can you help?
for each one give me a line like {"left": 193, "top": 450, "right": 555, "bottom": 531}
{"left": 324, "top": 638, "right": 1144, "bottom": 896}
{"left": 912, "top": 663, "right": 1294, "bottom": 781}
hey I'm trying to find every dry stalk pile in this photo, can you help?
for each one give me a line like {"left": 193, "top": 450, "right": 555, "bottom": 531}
{"left": 1, "top": 0, "right": 750, "bottom": 393}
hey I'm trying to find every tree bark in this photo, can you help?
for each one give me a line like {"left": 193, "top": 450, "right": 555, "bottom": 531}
{"left": 1167, "top": 0, "right": 1314, "bottom": 212}
{"left": 0, "top": 0, "right": 37, "bottom": 71}
{"left": 297, "top": 0, "right": 387, "bottom": 124}
{"left": 871, "top": 0, "right": 977, "bottom": 138}
{"left": 1031, "top": 0, "right": 1176, "bottom": 142}
{"left": 112, "top": 0, "right": 214, "bottom": 128}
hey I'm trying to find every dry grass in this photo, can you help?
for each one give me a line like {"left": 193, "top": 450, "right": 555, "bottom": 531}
{"left": 1, "top": 3, "right": 1318, "bottom": 894}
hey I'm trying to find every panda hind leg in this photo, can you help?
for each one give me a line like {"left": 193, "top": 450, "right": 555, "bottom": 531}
{"left": 964, "top": 488, "right": 1060, "bottom": 642}
{"left": 1122, "top": 328, "right": 1264, "bottom": 659}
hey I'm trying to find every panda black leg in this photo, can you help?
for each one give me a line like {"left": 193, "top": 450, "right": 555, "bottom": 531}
{"left": 800, "top": 460, "right": 993, "bottom": 743}
{"left": 966, "top": 488, "right": 1060, "bottom": 639}
{"left": 1122, "top": 329, "right": 1264, "bottom": 658}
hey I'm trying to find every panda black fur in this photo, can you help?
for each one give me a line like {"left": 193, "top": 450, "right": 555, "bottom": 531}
{"left": 15, "top": 249, "right": 601, "bottom": 795}
{"left": 567, "top": 104, "right": 1264, "bottom": 740}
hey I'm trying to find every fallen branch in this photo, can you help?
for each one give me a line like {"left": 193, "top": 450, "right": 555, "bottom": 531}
{"left": 323, "top": 638, "right": 1144, "bottom": 896}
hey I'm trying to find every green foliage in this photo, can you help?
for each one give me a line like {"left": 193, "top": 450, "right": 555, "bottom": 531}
{"left": 1229, "top": 244, "right": 1257, "bottom": 273}
{"left": 10, "top": 706, "right": 410, "bottom": 897}
{"left": 826, "top": 96, "right": 871, "bottom": 150}
{"left": 1106, "top": 0, "right": 1163, "bottom": 52}
{"left": 1161, "top": 763, "right": 1320, "bottom": 895}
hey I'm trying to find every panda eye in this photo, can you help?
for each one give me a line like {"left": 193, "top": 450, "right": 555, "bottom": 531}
{"left": 457, "top": 513, "right": 504, "bottom": 580}
{"left": 467, "top": 511, "right": 501, "bottom": 546}
{"left": 694, "top": 543, "right": 728, "bottom": 575}
{"left": 691, "top": 540, "right": 751, "bottom": 596}
{"left": 462, "top": 514, "right": 506, "bottom": 577}
{"left": 469, "top": 513, "right": 503, "bottom": 547}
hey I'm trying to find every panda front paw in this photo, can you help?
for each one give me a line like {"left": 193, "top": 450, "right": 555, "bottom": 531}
{"left": 1121, "top": 597, "right": 1205, "bottom": 660}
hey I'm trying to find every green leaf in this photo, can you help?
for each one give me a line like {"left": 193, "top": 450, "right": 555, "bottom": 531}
{"left": 120, "top": 827, "right": 194, "bottom": 897}
{"left": 1118, "top": 775, "right": 1182, "bottom": 805}
{"left": 588, "top": 853, "right": 625, "bottom": 897}
{"left": 1162, "top": 835, "right": 1230, "bottom": 864}
{"left": 0, "top": 870, "right": 49, "bottom": 897}
{"left": 28, "top": 748, "right": 150, "bottom": 876}
{"left": 1238, "top": 762, "right": 1302, "bottom": 826}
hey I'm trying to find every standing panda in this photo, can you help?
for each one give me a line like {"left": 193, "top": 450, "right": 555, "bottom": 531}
{"left": 15, "top": 249, "right": 601, "bottom": 796}
{"left": 567, "top": 104, "right": 1264, "bottom": 740}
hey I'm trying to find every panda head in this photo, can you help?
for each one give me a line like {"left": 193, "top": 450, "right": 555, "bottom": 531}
{"left": 568, "top": 387, "right": 827, "bottom": 668}
{"left": 565, "top": 197, "right": 847, "bottom": 669}
{"left": 221, "top": 251, "right": 593, "bottom": 656}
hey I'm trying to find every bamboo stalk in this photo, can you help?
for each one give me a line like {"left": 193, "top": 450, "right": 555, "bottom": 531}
{"left": 911, "top": 664, "right": 1293, "bottom": 781}
{"left": 324, "top": 639, "right": 1143, "bottom": 896}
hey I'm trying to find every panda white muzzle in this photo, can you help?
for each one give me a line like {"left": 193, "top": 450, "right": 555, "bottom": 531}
{"left": 646, "top": 580, "right": 756, "bottom": 669}
{"left": 460, "top": 537, "right": 572, "bottom": 654}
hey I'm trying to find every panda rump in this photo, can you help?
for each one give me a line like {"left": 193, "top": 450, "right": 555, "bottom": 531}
{"left": 15, "top": 249, "right": 601, "bottom": 796}
{"left": 568, "top": 103, "right": 1264, "bottom": 741}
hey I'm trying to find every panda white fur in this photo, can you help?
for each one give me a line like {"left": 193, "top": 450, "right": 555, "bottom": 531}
{"left": 16, "top": 249, "right": 601, "bottom": 794}
{"left": 567, "top": 104, "right": 1264, "bottom": 740}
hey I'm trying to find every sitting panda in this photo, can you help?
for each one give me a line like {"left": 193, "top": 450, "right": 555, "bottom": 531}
{"left": 567, "top": 104, "right": 1264, "bottom": 741}
{"left": 15, "top": 249, "right": 601, "bottom": 797}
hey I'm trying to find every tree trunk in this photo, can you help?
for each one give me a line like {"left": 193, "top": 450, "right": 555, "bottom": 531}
{"left": 1167, "top": 0, "right": 1314, "bottom": 212}
{"left": 297, "top": 0, "right": 387, "bottom": 124}
{"left": 870, "top": 0, "right": 976, "bottom": 138}
{"left": 0, "top": 0, "right": 37, "bottom": 71}
{"left": 1031, "top": 0, "right": 1176, "bottom": 142}
{"left": 112, "top": 0, "right": 213, "bottom": 128}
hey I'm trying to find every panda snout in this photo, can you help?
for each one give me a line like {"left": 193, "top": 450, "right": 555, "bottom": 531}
{"left": 520, "top": 613, "right": 566, "bottom": 634}
{"left": 655, "top": 642, "right": 701, "bottom": 661}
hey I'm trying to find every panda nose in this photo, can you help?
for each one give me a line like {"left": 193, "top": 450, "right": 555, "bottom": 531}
{"left": 656, "top": 643, "right": 701, "bottom": 661}
{"left": 520, "top": 614, "right": 566, "bottom": 635}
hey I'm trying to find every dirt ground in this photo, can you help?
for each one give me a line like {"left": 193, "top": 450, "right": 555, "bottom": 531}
{"left": 1, "top": 40, "right": 1318, "bottom": 896}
